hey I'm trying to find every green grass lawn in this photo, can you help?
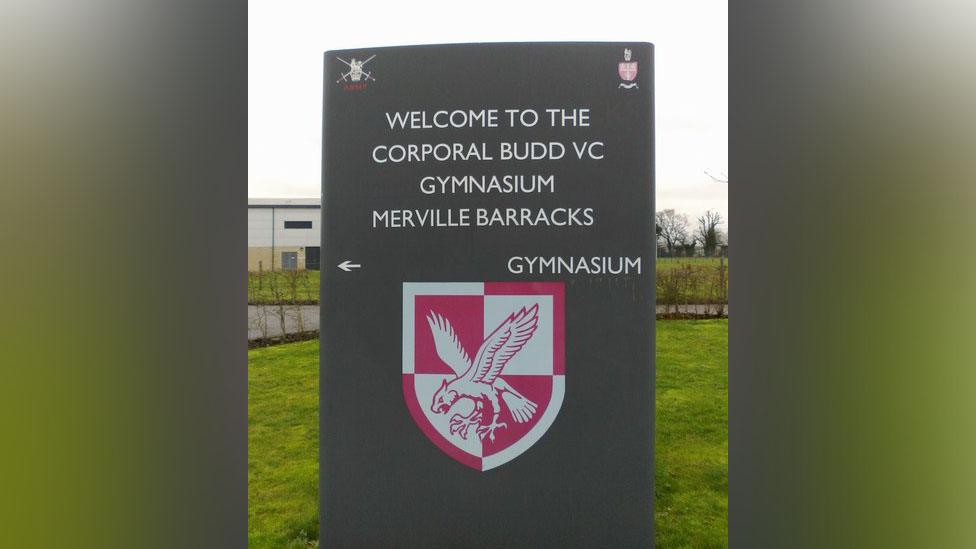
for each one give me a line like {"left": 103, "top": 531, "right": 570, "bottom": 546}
{"left": 656, "top": 256, "right": 728, "bottom": 270}
{"left": 247, "top": 265, "right": 728, "bottom": 305}
{"left": 248, "top": 271, "right": 319, "bottom": 304}
{"left": 248, "top": 320, "right": 728, "bottom": 548}
{"left": 248, "top": 340, "right": 319, "bottom": 548}
{"left": 655, "top": 319, "right": 728, "bottom": 548}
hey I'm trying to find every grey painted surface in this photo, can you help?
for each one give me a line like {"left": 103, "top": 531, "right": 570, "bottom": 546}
{"left": 322, "top": 46, "right": 657, "bottom": 546}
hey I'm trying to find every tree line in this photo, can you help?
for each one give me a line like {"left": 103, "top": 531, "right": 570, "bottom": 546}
{"left": 655, "top": 209, "right": 727, "bottom": 256}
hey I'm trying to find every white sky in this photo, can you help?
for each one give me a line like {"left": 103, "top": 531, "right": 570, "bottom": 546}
{"left": 249, "top": 0, "right": 727, "bottom": 226}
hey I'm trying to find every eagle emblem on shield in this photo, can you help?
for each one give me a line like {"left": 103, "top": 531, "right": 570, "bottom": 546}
{"left": 402, "top": 282, "right": 565, "bottom": 471}
{"left": 618, "top": 48, "right": 639, "bottom": 89}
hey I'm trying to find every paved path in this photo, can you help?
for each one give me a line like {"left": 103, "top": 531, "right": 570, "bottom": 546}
{"left": 248, "top": 305, "right": 319, "bottom": 340}
{"left": 248, "top": 304, "right": 727, "bottom": 341}
{"left": 656, "top": 304, "right": 729, "bottom": 316}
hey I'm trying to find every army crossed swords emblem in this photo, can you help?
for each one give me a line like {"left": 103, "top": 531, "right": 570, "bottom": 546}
{"left": 336, "top": 54, "right": 376, "bottom": 83}
{"left": 338, "top": 49, "right": 638, "bottom": 89}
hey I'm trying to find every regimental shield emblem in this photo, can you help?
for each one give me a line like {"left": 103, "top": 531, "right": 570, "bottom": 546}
{"left": 618, "top": 61, "right": 638, "bottom": 81}
{"left": 402, "top": 282, "right": 565, "bottom": 471}
{"left": 618, "top": 47, "right": 639, "bottom": 89}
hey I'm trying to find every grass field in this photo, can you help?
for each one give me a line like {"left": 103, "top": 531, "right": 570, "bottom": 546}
{"left": 248, "top": 340, "right": 319, "bottom": 548}
{"left": 248, "top": 320, "right": 728, "bottom": 548}
{"left": 656, "top": 256, "right": 728, "bottom": 270}
{"left": 248, "top": 271, "right": 319, "bottom": 304}
{"left": 655, "top": 319, "right": 729, "bottom": 548}
{"left": 248, "top": 260, "right": 729, "bottom": 305}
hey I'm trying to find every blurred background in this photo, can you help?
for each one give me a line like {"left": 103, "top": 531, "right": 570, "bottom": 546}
{"left": 731, "top": 1, "right": 976, "bottom": 547}
{"left": 1, "top": 0, "right": 246, "bottom": 547}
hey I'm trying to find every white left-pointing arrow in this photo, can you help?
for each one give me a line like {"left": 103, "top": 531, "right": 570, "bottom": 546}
{"left": 337, "top": 260, "right": 361, "bottom": 272}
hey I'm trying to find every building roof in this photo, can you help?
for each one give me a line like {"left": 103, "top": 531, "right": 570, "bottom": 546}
{"left": 248, "top": 197, "right": 320, "bottom": 208}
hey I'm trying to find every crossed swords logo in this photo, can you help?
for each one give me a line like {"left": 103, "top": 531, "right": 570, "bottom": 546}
{"left": 336, "top": 55, "right": 376, "bottom": 83}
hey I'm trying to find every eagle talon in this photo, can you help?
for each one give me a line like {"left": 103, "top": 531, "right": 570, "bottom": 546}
{"left": 450, "top": 412, "right": 480, "bottom": 440}
{"left": 477, "top": 421, "right": 508, "bottom": 442}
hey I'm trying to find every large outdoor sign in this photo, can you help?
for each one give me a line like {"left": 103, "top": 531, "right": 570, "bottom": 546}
{"left": 321, "top": 43, "right": 655, "bottom": 546}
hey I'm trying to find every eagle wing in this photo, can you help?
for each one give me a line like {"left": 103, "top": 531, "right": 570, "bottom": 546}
{"left": 468, "top": 304, "right": 539, "bottom": 385}
{"left": 426, "top": 311, "right": 472, "bottom": 377}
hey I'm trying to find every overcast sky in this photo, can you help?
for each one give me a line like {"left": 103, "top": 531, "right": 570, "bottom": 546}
{"left": 249, "top": 1, "right": 727, "bottom": 225}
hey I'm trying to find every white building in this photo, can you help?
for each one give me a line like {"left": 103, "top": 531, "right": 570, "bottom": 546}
{"left": 247, "top": 198, "right": 320, "bottom": 271}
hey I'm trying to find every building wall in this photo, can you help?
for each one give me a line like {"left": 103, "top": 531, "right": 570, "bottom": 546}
{"left": 247, "top": 205, "right": 320, "bottom": 271}
{"left": 247, "top": 207, "right": 320, "bottom": 247}
{"left": 247, "top": 246, "right": 307, "bottom": 272}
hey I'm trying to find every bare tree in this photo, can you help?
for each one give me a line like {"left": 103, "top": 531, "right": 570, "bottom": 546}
{"left": 696, "top": 210, "right": 724, "bottom": 256}
{"left": 655, "top": 209, "right": 690, "bottom": 256}
{"left": 704, "top": 170, "right": 728, "bottom": 183}
{"left": 715, "top": 228, "right": 728, "bottom": 247}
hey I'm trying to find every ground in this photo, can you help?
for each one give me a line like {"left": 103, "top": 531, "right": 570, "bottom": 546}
{"left": 655, "top": 319, "right": 729, "bottom": 548}
{"left": 248, "top": 260, "right": 729, "bottom": 305}
{"left": 248, "top": 340, "right": 319, "bottom": 548}
{"left": 248, "top": 320, "right": 728, "bottom": 548}
{"left": 248, "top": 271, "right": 319, "bottom": 304}
{"left": 656, "top": 256, "right": 728, "bottom": 270}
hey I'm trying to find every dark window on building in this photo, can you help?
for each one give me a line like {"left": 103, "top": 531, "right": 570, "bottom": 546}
{"left": 305, "top": 247, "right": 320, "bottom": 270}
{"left": 284, "top": 220, "right": 312, "bottom": 229}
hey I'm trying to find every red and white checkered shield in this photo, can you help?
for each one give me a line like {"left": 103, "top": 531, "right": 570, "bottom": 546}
{"left": 402, "top": 282, "right": 565, "bottom": 471}
{"left": 618, "top": 61, "right": 638, "bottom": 82}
